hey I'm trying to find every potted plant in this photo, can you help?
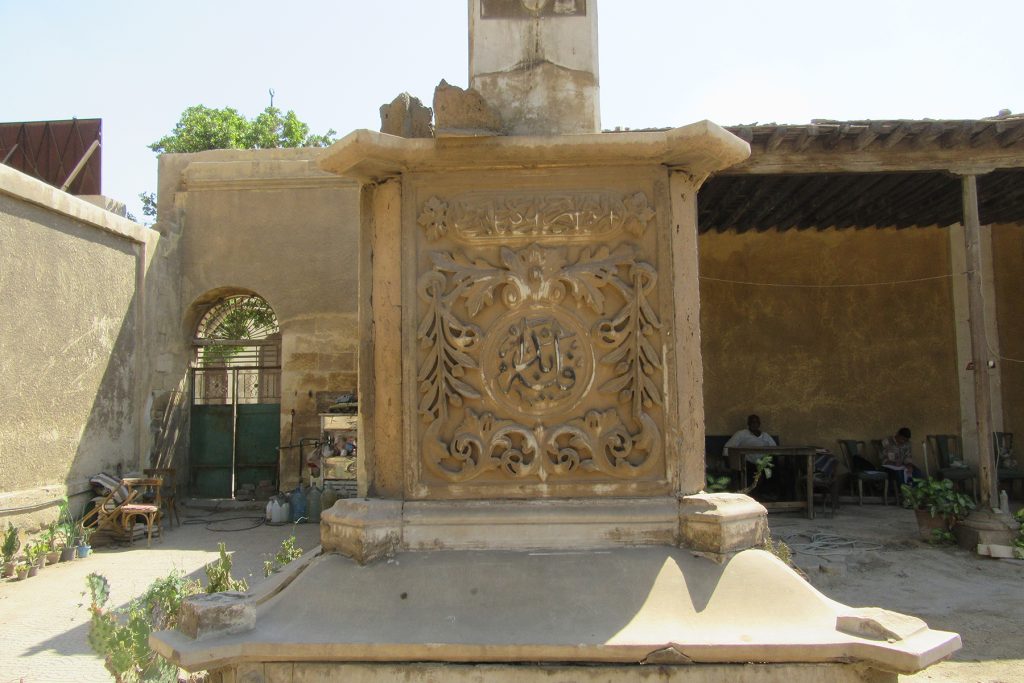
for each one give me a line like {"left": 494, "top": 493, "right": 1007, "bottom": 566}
{"left": 14, "top": 560, "right": 31, "bottom": 581}
{"left": 76, "top": 522, "right": 95, "bottom": 558}
{"left": 56, "top": 498, "right": 77, "bottom": 562}
{"left": 2, "top": 523, "right": 19, "bottom": 577}
{"left": 25, "top": 541, "right": 46, "bottom": 576}
{"left": 41, "top": 525, "right": 61, "bottom": 565}
{"left": 901, "top": 477, "right": 975, "bottom": 540}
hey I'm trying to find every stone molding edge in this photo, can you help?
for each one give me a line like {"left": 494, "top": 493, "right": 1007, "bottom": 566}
{"left": 0, "top": 163, "right": 149, "bottom": 245}
{"left": 318, "top": 121, "right": 750, "bottom": 182}
{"left": 182, "top": 159, "right": 359, "bottom": 192}
{"left": 319, "top": 493, "right": 767, "bottom": 562}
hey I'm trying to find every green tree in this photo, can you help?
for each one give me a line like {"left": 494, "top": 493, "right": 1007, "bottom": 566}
{"left": 149, "top": 104, "right": 335, "bottom": 154}
{"left": 141, "top": 103, "right": 336, "bottom": 218}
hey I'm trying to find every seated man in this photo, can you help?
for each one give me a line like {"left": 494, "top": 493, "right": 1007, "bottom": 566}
{"left": 725, "top": 415, "right": 778, "bottom": 492}
{"left": 881, "top": 427, "right": 924, "bottom": 486}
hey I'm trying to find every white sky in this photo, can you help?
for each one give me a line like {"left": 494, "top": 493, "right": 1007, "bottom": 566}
{"left": 2, "top": 0, "right": 1022, "bottom": 219}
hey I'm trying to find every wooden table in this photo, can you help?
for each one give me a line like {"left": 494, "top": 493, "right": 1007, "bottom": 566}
{"left": 727, "top": 446, "right": 817, "bottom": 519}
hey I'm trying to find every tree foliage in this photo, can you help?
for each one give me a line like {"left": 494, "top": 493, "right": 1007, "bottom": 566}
{"left": 148, "top": 104, "right": 335, "bottom": 154}
{"left": 141, "top": 103, "right": 335, "bottom": 219}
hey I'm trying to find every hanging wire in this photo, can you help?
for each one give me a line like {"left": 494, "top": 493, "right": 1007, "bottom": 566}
{"left": 698, "top": 272, "right": 966, "bottom": 289}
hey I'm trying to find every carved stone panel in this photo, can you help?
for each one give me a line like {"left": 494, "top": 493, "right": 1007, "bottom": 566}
{"left": 410, "top": 176, "right": 668, "bottom": 497}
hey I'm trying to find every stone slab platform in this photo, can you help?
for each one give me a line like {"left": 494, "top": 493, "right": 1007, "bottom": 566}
{"left": 152, "top": 547, "right": 959, "bottom": 676}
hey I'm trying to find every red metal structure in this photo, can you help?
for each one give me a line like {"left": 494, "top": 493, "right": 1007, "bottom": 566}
{"left": 0, "top": 118, "right": 102, "bottom": 195}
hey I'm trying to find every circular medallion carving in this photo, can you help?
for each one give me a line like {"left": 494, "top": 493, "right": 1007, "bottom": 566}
{"left": 480, "top": 307, "right": 595, "bottom": 419}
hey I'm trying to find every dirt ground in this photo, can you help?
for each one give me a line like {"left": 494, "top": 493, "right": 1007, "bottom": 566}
{"left": 771, "top": 503, "right": 1023, "bottom": 683}
{"left": 0, "top": 502, "right": 1020, "bottom": 682}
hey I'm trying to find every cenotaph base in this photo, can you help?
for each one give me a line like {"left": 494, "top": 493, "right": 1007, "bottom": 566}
{"left": 152, "top": 2, "right": 960, "bottom": 681}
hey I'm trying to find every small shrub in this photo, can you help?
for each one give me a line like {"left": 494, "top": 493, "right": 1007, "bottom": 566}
{"left": 85, "top": 571, "right": 201, "bottom": 683}
{"left": 263, "top": 534, "right": 304, "bottom": 577}
{"left": 204, "top": 542, "right": 248, "bottom": 593}
{"left": 2, "top": 523, "right": 19, "bottom": 563}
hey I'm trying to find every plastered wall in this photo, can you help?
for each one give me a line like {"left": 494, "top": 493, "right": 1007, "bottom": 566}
{"left": 0, "top": 166, "right": 154, "bottom": 528}
{"left": 992, "top": 222, "right": 1023, "bottom": 438}
{"left": 161, "top": 149, "right": 361, "bottom": 491}
{"left": 698, "top": 225, "right": 962, "bottom": 472}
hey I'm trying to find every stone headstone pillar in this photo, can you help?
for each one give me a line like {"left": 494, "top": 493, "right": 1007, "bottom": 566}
{"left": 469, "top": 0, "right": 600, "bottom": 135}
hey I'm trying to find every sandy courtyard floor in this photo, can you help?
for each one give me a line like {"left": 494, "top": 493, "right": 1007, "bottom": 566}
{"left": 0, "top": 502, "right": 1020, "bottom": 682}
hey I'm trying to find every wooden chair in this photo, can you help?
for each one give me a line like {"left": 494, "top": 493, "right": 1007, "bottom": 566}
{"left": 837, "top": 439, "right": 890, "bottom": 505}
{"left": 80, "top": 476, "right": 134, "bottom": 545}
{"left": 144, "top": 468, "right": 181, "bottom": 528}
{"left": 927, "top": 434, "right": 978, "bottom": 500}
{"left": 119, "top": 478, "right": 163, "bottom": 547}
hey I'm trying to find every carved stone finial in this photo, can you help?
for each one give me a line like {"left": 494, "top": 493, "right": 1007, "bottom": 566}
{"left": 433, "top": 80, "right": 505, "bottom": 137}
{"left": 379, "top": 92, "right": 434, "bottom": 139}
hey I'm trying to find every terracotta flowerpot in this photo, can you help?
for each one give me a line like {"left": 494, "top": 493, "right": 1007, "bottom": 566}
{"left": 15, "top": 566, "right": 30, "bottom": 580}
{"left": 45, "top": 550, "right": 60, "bottom": 565}
{"left": 27, "top": 564, "right": 40, "bottom": 577}
{"left": 914, "top": 509, "right": 950, "bottom": 541}
{"left": 2, "top": 561, "right": 14, "bottom": 578}
{"left": 59, "top": 546, "right": 76, "bottom": 562}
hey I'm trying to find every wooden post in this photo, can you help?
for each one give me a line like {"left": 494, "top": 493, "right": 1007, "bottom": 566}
{"left": 960, "top": 174, "right": 997, "bottom": 508}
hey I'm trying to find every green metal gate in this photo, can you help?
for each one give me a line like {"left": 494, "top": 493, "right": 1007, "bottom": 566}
{"left": 189, "top": 295, "right": 281, "bottom": 499}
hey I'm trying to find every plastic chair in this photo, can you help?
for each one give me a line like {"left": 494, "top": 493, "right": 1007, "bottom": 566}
{"left": 837, "top": 439, "right": 890, "bottom": 505}
{"left": 927, "top": 434, "right": 977, "bottom": 500}
{"left": 144, "top": 468, "right": 181, "bottom": 528}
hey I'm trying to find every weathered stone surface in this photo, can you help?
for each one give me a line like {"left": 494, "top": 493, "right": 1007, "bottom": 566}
{"left": 179, "top": 592, "right": 255, "bottom": 640}
{"left": 379, "top": 93, "right": 434, "bottom": 139}
{"left": 320, "top": 498, "right": 401, "bottom": 564}
{"left": 836, "top": 608, "right": 928, "bottom": 642}
{"left": 470, "top": 0, "right": 600, "bottom": 135}
{"left": 151, "top": 548, "right": 957, "bottom": 676}
{"left": 432, "top": 79, "right": 503, "bottom": 136}
{"left": 228, "top": 662, "right": 899, "bottom": 682}
{"left": 678, "top": 493, "right": 768, "bottom": 560}
{"left": 952, "top": 508, "right": 1019, "bottom": 551}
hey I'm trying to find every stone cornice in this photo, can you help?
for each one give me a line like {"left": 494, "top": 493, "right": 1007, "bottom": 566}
{"left": 318, "top": 121, "right": 751, "bottom": 183}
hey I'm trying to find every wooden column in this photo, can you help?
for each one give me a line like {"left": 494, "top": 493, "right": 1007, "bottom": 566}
{"left": 960, "top": 174, "right": 997, "bottom": 508}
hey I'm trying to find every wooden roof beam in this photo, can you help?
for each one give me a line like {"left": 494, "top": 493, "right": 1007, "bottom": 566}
{"left": 882, "top": 121, "right": 914, "bottom": 148}
{"left": 854, "top": 122, "right": 882, "bottom": 150}
{"left": 998, "top": 123, "right": 1024, "bottom": 148}
{"left": 765, "top": 126, "right": 789, "bottom": 152}
{"left": 793, "top": 124, "right": 820, "bottom": 152}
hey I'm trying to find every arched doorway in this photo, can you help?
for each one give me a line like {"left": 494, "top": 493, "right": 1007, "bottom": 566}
{"left": 189, "top": 294, "right": 281, "bottom": 498}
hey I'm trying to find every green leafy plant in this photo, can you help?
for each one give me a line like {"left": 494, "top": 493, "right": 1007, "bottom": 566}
{"left": 25, "top": 540, "right": 46, "bottom": 566}
{"left": 929, "top": 528, "right": 956, "bottom": 545}
{"left": 86, "top": 571, "right": 201, "bottom": 683}
{"left": 1013, "top": 509, "right": 1024, "bottom": 558}
{"left": 900, "top": 478, "right": 975, "bottom": 520}
{"left": 76, "top": 520, "right": 96, "bottom": 546}
{"left": 54, "top": 497, "right": 77, "bottom": 546}
{"left": 263, "top": 534, "right": 304, "bottom": 577}
{"left": 2, "top": 523, "right": 19, "bottom": 563}
{"left": 204, "top": 542, "right": 248, "bottom": 593}
{"left": 741, "top": 455, "right": 774, "bottom": 495}
{"left": 704, "top": 474, "right": 731, "bottom": 493}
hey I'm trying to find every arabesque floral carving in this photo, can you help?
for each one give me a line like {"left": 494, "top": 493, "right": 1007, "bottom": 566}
{"left": 423, "top": 408, "right": 661, "bottom": 482}
{"left": 417, "top": 191, "right": 657, "bottom": 242}
{"left": 415, "top": 241, "right": 664, "bottom": 483}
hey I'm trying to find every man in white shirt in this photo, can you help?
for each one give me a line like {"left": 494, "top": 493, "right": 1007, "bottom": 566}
{"left": 724, "top": 414, "right": 779, "bottom": 495}
{"left": 724, "top": 414, "right": 777, "bottom": 463}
